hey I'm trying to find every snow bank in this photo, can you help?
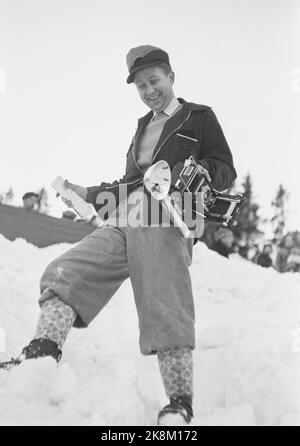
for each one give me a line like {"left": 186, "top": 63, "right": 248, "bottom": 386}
{"left": 0, "top": 234, "right": 299, "bottom": 426}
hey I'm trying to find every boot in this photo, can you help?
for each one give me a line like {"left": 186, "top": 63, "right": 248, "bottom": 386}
{"left": 0, "top": 338, "right": 62, "bottom": 371}
{"left": 158, "top": 395, "right": 193, "bottom": 426}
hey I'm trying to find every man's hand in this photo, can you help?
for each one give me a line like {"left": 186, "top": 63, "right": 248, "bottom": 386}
{"left": 56, "top": 180, "right": 88, "bottom": 208}
{"left": 198, "top": 163, "right": 212, "bottom": 183}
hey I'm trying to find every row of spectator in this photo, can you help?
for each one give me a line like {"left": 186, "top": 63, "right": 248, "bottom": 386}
{"left": 206, "top": 226, "right": 300, "bottom": 273}
{"left": 22, "top": 191, "right": 300, "bottom": 273}
{"left": 22, "top": 191, "right": 98, "bottom": 226}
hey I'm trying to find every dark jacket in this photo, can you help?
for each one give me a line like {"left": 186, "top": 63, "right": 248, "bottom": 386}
{"left": 210, "top": 240, "right": 232, "bottom": 258}
{"left": 275, "top": 247, "right": 291, "bottom": 272}
{"left": 86, "top": 98, "right": 237, "bottom": 218}
{"left": 257, "top": 253, "right": 273, "bottom": 268}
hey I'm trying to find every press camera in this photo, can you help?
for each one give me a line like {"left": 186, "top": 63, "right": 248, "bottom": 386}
{"left": 171, "top": 157, "right": 244, "bottom": 226}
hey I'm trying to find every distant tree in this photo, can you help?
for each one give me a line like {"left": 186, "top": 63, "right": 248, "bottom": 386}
{"left": 232, "top": 174, "right": 262, "bottom": 245}
{"left": 0, "top": 187, "right": 14, "bottom": 205}
{"left": 36, "top": 187, "right": 49, "bottom": 214}
{"left": 271, "top": 184, "right": 289, "bottom": 244}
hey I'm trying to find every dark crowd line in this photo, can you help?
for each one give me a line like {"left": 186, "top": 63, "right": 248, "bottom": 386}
{"left": 19, "top": 191, "right": 300, "bottom": 274}
{"left": 202, "top": 225, "right": 300, "bottom": 274}
{"left": 21, "top": 191, "right": 98, "bottom": 227}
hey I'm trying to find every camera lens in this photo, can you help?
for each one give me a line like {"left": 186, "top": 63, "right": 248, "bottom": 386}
{"left": 200, "top": 185, "right": 211, "bottom": 202}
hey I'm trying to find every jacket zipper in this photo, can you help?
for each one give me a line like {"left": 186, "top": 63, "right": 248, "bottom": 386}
{"left": 132, "top": 149, "right": 144, "bottom": 175}
{"left": 150, "top": 110, "right": 192, "bottom": 165}
{"left": 131, "top": 134, "right": 144, "bottom": 175}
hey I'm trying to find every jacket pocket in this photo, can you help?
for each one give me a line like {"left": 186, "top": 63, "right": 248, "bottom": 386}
{"left": 175, "top": 131, "right": 200, "bottom": 162}
{"left": 176, "top": 130, "right": 199, "bottom": 143}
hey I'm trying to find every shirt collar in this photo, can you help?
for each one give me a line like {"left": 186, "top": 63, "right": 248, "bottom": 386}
{"left": 152, "top": 96, "right": 181, "bottom": 120}
{"left": 163, "top": 96, "right": 181, "bottom": 116}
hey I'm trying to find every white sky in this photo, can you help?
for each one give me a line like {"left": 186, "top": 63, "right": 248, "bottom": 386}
{"left": 0, "top": 0, "right": 299, "bottom": 230}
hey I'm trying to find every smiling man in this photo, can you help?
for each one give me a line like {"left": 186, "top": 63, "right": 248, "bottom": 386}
{"left": 130, "top": 58, "right": 180, "bottom": 171}
{"left": 2, "top": 45, "right": 237, "bottom": 426}
{"left": 132, "top": 56, "right": 175, "bottom": 112}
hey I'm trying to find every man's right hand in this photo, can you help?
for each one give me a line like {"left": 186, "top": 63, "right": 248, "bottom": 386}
{"left": 57, "top": 180, "right": 88, "bottom": 208}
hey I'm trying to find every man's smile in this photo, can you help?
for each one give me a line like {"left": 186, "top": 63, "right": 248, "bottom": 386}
{"left": 147, "top": 94, "right": 161, "bottom": 102}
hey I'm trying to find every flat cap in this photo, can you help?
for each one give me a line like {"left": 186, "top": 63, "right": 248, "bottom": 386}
{"left": 22, "top": 192, "right": 39, "bottom": 200}
{"left": 126, "top": 45, "right": 171, "bottom": 84}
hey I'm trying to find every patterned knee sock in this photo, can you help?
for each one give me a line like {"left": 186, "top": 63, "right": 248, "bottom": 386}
{"left": 33, "top": 297, "right": 77, "bottom": 350}
{"left": 157, "top": 347, "right": 193, "bottom": 401}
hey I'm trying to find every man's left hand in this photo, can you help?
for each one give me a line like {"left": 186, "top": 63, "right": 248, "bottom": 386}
{"left": 198, "top": 163, "right": 212, "bottom": 182}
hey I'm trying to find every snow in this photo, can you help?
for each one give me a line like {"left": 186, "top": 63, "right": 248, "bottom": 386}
{"left": 0, "top": 234, "right": 299, "bottom": 426}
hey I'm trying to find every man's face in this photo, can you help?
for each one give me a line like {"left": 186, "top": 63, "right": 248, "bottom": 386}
{"left": 221, "top": 232, "right": 234, "bottom": 248}
{"left": 285, "top": 236, "right": 293, "bottom": 249}
{"left": 23, "top": 196, "right": 37, "bottom": 210}
{"left": 134, "top": 66, "right": 175, "bottom": 113}
{"left": 264, "top": 245, "right": 272, "bottom": 254}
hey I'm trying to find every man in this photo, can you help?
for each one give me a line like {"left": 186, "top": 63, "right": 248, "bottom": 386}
{"left": 210, "top": 227, "right": 234, "bottom": 258}
{"left": 256, "top": 244, "right": 273, "bottom": 268}
{"left": 62, "top": 210, "right": 77, "bottom": 221}
{"left": 22, "top": 192, "right": 39, "bottom": 211}
{"left": 3, "top": 46, "right": 236, "bottom": 425}
{"left": 276, "top": 233, "right": 294, "bottom": 272}
{"left": 285, "top": 232, "right": 300, "bottom": 273}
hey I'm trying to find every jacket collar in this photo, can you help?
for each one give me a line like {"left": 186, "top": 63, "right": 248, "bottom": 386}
{"left": 132, "top": 98, "right": 211, "bottom": 171}
{"left": 137, "top": 98, "right": 211, "bottom": 125}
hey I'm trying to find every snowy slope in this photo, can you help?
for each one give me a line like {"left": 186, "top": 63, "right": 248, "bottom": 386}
{"left": 0, "top": 234, "right": 299, "bottom": 426}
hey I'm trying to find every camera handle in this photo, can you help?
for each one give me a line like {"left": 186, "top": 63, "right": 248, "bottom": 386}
{"left": 144, "top": 161, "right": 191, "bottom": 238}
